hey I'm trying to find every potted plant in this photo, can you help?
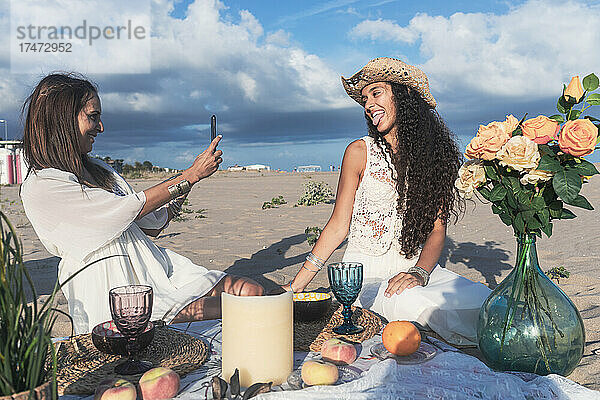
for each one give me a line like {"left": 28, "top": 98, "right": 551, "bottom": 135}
{"left": 456, "top": 74, "right": 599, "bottom": 375}
{"left": 0, "top": 212, "right": 57, "bottom": 399}
{"left": 0, "top": 212, "right": 120, "bottom": 399}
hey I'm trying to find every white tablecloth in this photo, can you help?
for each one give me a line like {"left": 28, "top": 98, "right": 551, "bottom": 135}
{"left": 59, "top": 320, "right": 600, "bottom": 400}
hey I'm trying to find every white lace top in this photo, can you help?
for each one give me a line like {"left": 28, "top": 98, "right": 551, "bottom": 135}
{"left": 347, "top": 136, "right": 402, "bottom": 256}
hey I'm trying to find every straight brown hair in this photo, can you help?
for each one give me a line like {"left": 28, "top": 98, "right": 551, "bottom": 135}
{"left": 22, "top": 73, "right": 115, "bottom": 191}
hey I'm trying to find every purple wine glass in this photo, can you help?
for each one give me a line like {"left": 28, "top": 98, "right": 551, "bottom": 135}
{"left": 109, "top": 285, "right": 154, "bottom": 375}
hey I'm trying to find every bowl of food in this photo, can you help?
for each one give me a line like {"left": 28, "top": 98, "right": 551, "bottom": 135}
{"left": 293, "top": 292, "right": 332, "bottom": 322}
{"left": 91, "top": 320, "right": 155, "bottom": 356}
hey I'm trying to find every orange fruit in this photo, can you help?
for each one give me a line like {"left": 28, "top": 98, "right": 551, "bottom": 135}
{"left": 382, "top": 321, "right": 421, "bottom": 356}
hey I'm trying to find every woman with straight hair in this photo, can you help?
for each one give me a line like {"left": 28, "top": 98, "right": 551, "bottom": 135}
{"left": 20, "top": 73, "right": 264, "bottom": 334}
{"left": 284, "top": 58, "right": 491, "bottom": 345}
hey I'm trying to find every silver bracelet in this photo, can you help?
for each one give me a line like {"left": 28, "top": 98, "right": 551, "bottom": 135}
{"left": 302, "top": 264, "right": 320, "bottom": 273}
{"left": 305, "top": 252, "right": 325, "bottom": 270}
{"left": 407, "top": 266, "right": 430, "bottom": 286}
{"left": 167, "top": 179, "right": 191, "bottom": 201}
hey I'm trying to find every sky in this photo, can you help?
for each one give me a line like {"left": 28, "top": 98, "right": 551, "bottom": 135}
{"left": 1, "top": 0, "right": 600, "bottom": 171}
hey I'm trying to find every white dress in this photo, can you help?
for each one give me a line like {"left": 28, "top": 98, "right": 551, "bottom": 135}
{"left": 343, "top": 136, "right": 491, "bottom": 346}
{"left": 20, "top": 159, "right": 225, "bottom": 334}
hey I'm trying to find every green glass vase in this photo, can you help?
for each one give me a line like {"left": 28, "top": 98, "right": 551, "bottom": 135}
{"left": 477, "top": 233, "right": 585, "bottom": 375}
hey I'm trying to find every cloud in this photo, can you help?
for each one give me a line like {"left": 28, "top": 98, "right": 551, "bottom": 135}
{"left": 349, "top": 0, "right": 600, "bottom": 99}
{"left": 0, "top": 0, "right": 356, "bottom": 161}
{"left": 349, "top": 18, "right": 418, "bottom": 43}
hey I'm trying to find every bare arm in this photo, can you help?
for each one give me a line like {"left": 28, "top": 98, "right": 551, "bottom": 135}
{"left": 137, "top": 136, "right": 222, "bottom": 220}
{"left": 284, "top": 140, "right": 366, "bottom": 292}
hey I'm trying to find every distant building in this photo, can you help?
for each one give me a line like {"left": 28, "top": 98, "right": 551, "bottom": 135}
{"left": 245, "top": 164, "right": 271, "bottom": 171}
{"left": 0, "top": 140, "right": 26, "bottom": 185}
{"left": 297, "top": 165, "right": 321, "bottom": 172}
{"left": 228, "top": 164, "right": 244, "bottom": 171}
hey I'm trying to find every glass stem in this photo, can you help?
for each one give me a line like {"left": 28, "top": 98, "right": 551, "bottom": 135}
{"left": 342, "top": 304, "right": 353, "bottom": 326}
{"left": 126, "top": 337, "right": 138, "bottom": 361}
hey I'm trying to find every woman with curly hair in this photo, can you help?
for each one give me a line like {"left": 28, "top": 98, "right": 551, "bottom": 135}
{"left": 284, "top": 58, "right": 490, "bottom": 345}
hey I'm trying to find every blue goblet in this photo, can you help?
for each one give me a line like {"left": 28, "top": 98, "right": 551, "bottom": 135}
{"left": 327, "top": 262, "right": 364, "bottom": 335}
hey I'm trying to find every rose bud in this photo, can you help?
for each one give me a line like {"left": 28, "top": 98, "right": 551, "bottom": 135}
{"left": 563, "top": 76, "right": 585, "bottom": 103}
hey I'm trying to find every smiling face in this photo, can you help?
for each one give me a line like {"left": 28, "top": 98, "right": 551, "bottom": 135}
{"left": 77, "top": 94, "right": 103, "bottom": 154}
{"left": 361, "top": 82, "right": 397, "bottom": 137}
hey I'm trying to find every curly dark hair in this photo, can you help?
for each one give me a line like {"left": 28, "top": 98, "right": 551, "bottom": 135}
{"left": 366, "top": 83, "right": 464, "bottom": 258}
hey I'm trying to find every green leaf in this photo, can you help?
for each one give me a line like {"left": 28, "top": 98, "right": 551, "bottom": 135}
{"left": 537, "top": 155, "right": 562, "bottom": 172}
{"left": 549, "top": 200, "right": 562, "bottom": 210}
{"left": 491, "top": 204, "right": 503, "bottom": 214}
{"left": 537, "top": 208, "right": 550, "bottom": 222}
{"left": 484, "top": 165, "right": 499, "bottom": 181}
{"left": 538, "top": 144, "right": 557, "bottom": 157}
{"left": 587, "top": 93, "right": 600, "bottom": 105}
{"left": 552, "top": 169, "right": 582, "bottom": 202}
{"left": 505, "top": 176, "right": 521, "bottom": 192}
{"left": 560, "top": 208, "right": 577, "bottom": 219}
{"left": 499, "top": 212, "right": 513, "bottom": 226}
{"left": 543, "top": 185, "right": 559, "bottom": 204}
{"left": 548, "top": 114, "right": 565, "bottom": 123}
{"left": 514, "top": 213, "right": 525, "bottom": 233}
{"left": 521, "top": 210, "right": 536, "bottom": 223}
{"left": 549, "top": 200, "right": 563, "bottom": 218}
{"left": 557, "top": 97, "right": 567, "bottom": 114}
{"left": 505, "top": 190, "right": 517, "bottom": 209}
{"left": 478, "top": 187, "right": 492, "bottom": 201}
{"left": 541, "top": 221, "right": 553, "bottom": 237}
{"left": 531, "top": 196, "right": 546, "bottom": 210}
{"left": 516, "top": 190, "right": 534, "bottom": 211}
{"left": 489, "top": 185, "right": 507, "bottom": 201}
{"left": 564, "top": 194, "right": 594, "bottom": 210}
{"left": 568, "top": 109, "right": 582, "bottom": 120}
{"left": 569, "top": 160, "right": 599, "bottom": 176}
{"left": 585, "top": 116, "right": 600, "bottom": 122}
{"left": 583, "top": 73, "right": 600, "bottom": 92}
{"left": 527, "top": 215, "right": 542, "bottom": 230}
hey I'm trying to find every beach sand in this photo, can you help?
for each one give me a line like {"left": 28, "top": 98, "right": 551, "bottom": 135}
{"left": 1, "top": 170, "right": 598, "bottom": 390}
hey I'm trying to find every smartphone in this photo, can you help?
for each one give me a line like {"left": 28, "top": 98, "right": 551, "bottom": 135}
{"left": 211, "top": 114, "right": 217, "bottom": 141}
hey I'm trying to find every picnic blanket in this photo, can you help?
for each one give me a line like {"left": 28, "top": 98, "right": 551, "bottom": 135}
{"left": 58, "top": 320, "right": 600, "bottom": 400}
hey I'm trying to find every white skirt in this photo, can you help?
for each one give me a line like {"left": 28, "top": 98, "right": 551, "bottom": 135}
{"left": 342, "top": 244, "right": 491, "bottom": 346}
{"left": 58, "top": 224, "right": 226, "bottom": 334}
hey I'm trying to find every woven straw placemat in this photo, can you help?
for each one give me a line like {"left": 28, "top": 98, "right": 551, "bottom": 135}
{"left": 294, "top": 302, "right": 385, "bottom": 352}
{"left": 55, "top": 326, "right": 208, "bottom": 396}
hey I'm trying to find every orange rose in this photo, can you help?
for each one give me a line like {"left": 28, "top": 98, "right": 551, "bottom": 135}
{"left": 558, "top": 119, "right": 598, "bottom": 157}
{"left": 502, "top": 114, "right": 519, "bottom": 136}
{"left": 563, "top": 76, "right": 584, "bottom": 102}
{"left": 464, "top": 121, "right": 511, "bottom": 160}
{"left": 521, "top": 115, "right": 559, "bottom": 144}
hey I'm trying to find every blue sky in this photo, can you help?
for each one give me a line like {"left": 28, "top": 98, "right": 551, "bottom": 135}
{"left": 1, "top": 0, "right": 599, "bottom": 170}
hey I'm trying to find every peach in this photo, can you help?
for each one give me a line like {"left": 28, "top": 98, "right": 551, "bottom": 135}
{"left": 94, "top": 378, "right": 136, "bottom": 400}
{"left": 320, "top": 338, "right": 357, "bottom": 365}
{"left": 139, "top": 367, "right": 181, "bottom": 400}
{"left": 300, "top": 360, "right": 339, "bottom": 386}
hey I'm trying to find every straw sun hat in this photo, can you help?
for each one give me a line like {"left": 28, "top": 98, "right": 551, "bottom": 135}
{"left": 341, "top": 57, "right": 437, "bottom": 108}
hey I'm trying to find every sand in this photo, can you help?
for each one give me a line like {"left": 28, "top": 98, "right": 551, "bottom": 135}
{"left": 1, "top": 170, "right": 598, "bottom": 390}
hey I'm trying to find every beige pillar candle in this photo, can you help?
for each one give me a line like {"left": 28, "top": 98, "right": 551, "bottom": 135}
{"left": 221, "top": 292, "right": 293, "bottom": 387}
